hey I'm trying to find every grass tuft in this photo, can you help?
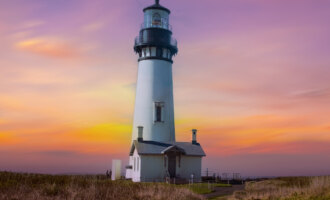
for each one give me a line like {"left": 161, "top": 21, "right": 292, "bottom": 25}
{"left": 228, "top": 176, "right": 330, "bottom": 200}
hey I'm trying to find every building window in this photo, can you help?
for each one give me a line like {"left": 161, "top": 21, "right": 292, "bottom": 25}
{"left": 137, "top": 157, "right": 139, "bottom": 171}
{"left": 154, "top": 102, "right": 164, "bottom": 122}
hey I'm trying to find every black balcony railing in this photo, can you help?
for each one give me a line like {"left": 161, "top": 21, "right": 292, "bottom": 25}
{"left": 135, "top": 36, "right": 177, "bottom": 47}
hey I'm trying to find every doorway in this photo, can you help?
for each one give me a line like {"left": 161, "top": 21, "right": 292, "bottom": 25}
{"left": 167, "top": 152, "right": 176, "bottom": 178}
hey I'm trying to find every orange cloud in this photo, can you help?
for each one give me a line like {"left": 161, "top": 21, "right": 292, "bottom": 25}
{"left": 174, "top": 113, "right": 330, "bottom": 157}
{"left": 78, "top": 123, "right": 131, "bottom": 142}
{"left": 0, "top": 132, "right": 22, "bottom": 145}
{"left": 16, "top": 37, "right": 79, "bottom": 59}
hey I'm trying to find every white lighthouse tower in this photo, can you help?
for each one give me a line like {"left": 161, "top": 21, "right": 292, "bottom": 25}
{"left": 131, "top": 0, "right": 177, "bottom": 143}
{"left": 126, "top": 0, "right": 206, "bottom": 183}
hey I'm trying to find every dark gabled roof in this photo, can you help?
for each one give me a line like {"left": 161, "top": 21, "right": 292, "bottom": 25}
{"left": 143, "top": 2, "right": 170, "bottom": 14}
{"left": 129, "top": 140, "right": 206, "bottom": 157}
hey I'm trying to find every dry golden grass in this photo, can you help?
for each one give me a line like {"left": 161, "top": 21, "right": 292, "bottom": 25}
{"left": 0, "top": 171, "right": 204, "bottom": 200}
{"left": 228, "top": 176, "right": 330, "bottom": 200}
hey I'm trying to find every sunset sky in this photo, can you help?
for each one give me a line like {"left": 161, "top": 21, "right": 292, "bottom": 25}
{"left": 1, "top": 0, "right": 330, "bottom": 177}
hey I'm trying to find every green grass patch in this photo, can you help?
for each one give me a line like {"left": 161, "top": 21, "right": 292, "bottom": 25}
{"left": 189, "top": 184, "right": 213, "bottom": 194}
{"left": 181, "top": 183, "right": 215, "bottom": 194}
{"left": 181, "top": 183, "right": 232, "bottom": 195}
{"left": 214, "top": 183, "right": 231, "bottom": 187}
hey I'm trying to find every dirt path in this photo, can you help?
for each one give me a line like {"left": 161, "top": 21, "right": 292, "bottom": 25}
{"left": 203, "top": 185, "right": 245, "bottom": 199}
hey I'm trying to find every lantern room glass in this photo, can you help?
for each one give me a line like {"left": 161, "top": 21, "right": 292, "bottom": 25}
{"left": 143, "top": 9, "right": 170, "bottom": 30}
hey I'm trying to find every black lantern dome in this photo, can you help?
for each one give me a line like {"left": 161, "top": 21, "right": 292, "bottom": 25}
{"left": 143, "top": 0, "right": 171, "bottom": 13}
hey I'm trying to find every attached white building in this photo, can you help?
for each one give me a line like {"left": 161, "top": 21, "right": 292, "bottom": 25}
{"left": 125, "top": 0, "right": 206, "bottom": 182}
{"left": 127, "top": 132, "right": 206, "bottom": 182}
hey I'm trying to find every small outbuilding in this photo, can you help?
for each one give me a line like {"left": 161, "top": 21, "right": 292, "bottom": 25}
{"left": 125, "top": 130, "right": 206, "bottom": 182}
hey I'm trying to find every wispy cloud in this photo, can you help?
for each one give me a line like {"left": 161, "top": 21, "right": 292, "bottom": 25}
{"left": 20, "top": 20, "right": 45, "bottom": 29}
{"left": 82, "top": 22, "right": 105, "bottom": 33}
{"left": 15, "top": 37, "right": 80, "bottom": 59}
{"left": 38, "top": 150, "right": 79, "bottom": 156}
{"left": 291, "top": 88, "right": 330, "bottom": 99}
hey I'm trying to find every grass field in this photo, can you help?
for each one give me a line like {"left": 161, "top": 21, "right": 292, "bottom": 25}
{"left": 1, "top": 171, "right": 329, "bottom": 200}
{"left": 228, "top": 176, "right": 330, "bottom": 200}
{"left": 0, "top": 171, "right": 204, "bottom": 200}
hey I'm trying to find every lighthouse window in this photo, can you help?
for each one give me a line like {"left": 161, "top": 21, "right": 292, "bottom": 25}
{"left": 156, "top": 48, "right": 162, "bottom": 57}
{"left": 146, "top": 48, "right": 150, "bottom": 57}
{"left": 142, "top": 48, "right": 146, "bottom": 57}
{"left": 162, "top": 48, "right": 167, "bottom": 58}
{"left": 161, "top": 18, "right": 169, "bottom": 29}
{"left": 152, "top": 13, "right": 161, "bottom": 26}
{"left": 156, "top": 106, "right": 162, "bottom": 122}
{"left": 154, "top": 102, "right": 164, "bottom": 122}
{"left": 151, "top": 47, "right": 156, "bottom": 57}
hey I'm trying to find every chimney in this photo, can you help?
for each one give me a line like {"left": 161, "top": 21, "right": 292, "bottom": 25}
{"left": 192, "top": 129, "right": 197, "bottom": 144}
{"left": 138, "top": 126, "right": 144, "bottom": 142}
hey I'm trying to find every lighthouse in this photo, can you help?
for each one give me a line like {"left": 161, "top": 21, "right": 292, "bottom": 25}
{"left": 131, "top": 0, "right": 177, "bottom": 143}
{"left": 126, "top": 0, "right": 206, "bottom": 183}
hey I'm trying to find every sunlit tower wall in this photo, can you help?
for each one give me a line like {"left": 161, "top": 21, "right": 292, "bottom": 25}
{"left": 131, "top": 0, "right": 178, "bottom": 143}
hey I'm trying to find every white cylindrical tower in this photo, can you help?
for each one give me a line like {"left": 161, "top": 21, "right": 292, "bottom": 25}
{"left": 131, "top": 0, "right": 178, "bottom": 143}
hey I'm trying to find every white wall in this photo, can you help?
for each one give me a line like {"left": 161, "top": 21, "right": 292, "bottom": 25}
{"left": 140, "top": 154, "right": 167, "bottom": 182}
{"left": 111, "top": 160, "right": 122, "bottom": 180}
{"left": 130, "top": 151, "right": 203, "bottom": 182}
{"left": 131, "top": 150, "right": 141, "bottom": 182}
{"left": 132, "top": 59, "right": 175, "bottom": 142}
{"left": 125, "top": 156, "right": 133, "bottom": 179}
{"left": 176, "top": 156, "right": 202, "bottom": 182}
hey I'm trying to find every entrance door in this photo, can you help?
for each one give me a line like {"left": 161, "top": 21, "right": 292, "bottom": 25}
{"left": 167, "top": 152, "right": 176, "bottom": 178}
